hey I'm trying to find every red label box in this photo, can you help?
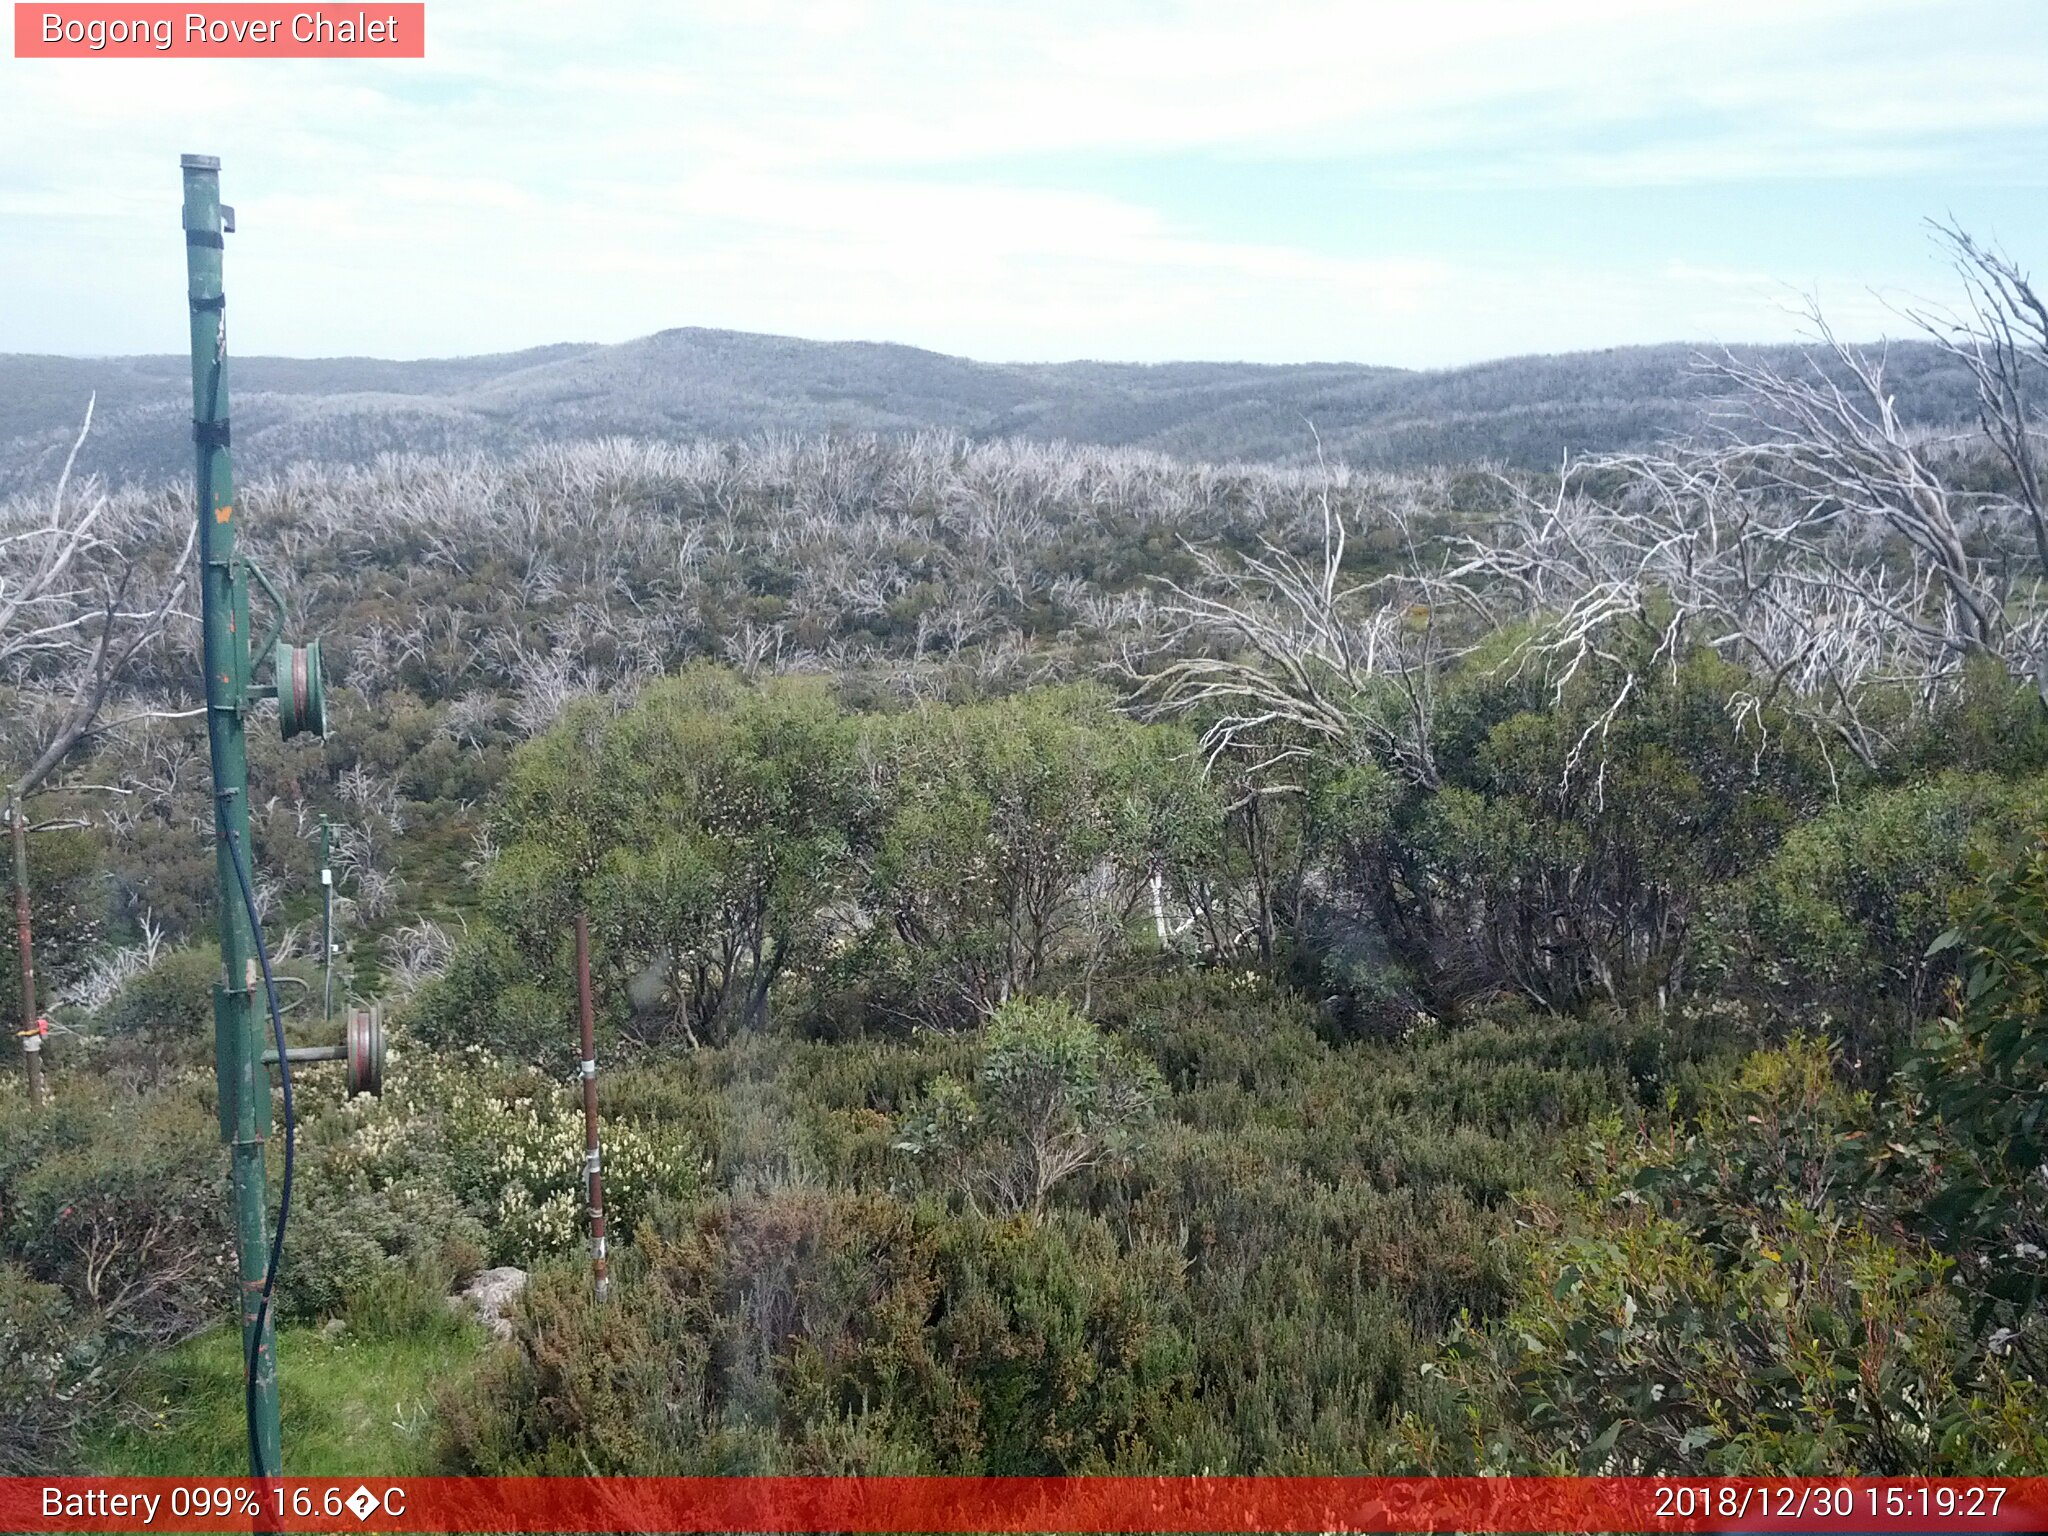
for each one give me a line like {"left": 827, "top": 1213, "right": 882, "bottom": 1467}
{"left": 4, "top": 1477, "right": 2048, "bottom": 1534}
{"left": 14, "top": 3, "right": 425, "bottom": 56}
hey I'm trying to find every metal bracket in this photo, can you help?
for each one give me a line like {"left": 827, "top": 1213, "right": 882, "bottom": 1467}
{"left": 244, "top": 558, "right": 290, "bottom": 669}
{"left": 212, "top": 983, "right": 272, "bottom": 1140}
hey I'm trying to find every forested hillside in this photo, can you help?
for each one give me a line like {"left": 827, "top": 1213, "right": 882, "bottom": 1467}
{"left": 0, "top": 330, "right": 1984, "bottom": 494}
{"left": 3, "top": 252, "right": 2047, "bottom": 1478}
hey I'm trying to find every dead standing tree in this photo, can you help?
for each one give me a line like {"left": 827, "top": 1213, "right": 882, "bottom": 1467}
{"left": 1455, "top": 228, "right": 2048, "bottom": 779}
{"left": 1444, "top": 437, "right": 1982, "bottom": 782}
{"left": 2, "top": 398, "right": 196, "bottom": 1100}
{"left": 1911, "top": 220, "right": 2048, "bottom": 687}
{"left": 1129, "top": 456, "right": 1452, "bottom": 793}
{"left": 1125, "top": 455, "right": 1461, "bottom": 968}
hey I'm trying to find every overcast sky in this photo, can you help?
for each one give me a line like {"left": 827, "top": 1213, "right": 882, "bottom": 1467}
{"left": 4, "top": 0, "right": 2046, "bottom": 367}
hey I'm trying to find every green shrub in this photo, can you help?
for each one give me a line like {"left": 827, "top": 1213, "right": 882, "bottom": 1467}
{"left": 407, "top": 926, "right": 570, "bottom": 1067}
{"left": 342, "top": 1261, "right": 475, "bottom": 1343}
{"left": 435, "top": 1057, "right": 700, "bottom": 1263}
{"left": 896, "top": 998, "right": 1163, "bottom": 1217}
{"left": 95, "top": 945, "right": 216, "bottom": 1038}
{"left": 438, "top": 1186, "right": 1201, "bottom": 1475}
{"left": 0, "top": 827, "right": 102, "bottom": 1025}
{"left": 1882, "top": 832, "right": 2048, "bottom": 1342}
{"left": 276, "top": 1046, "right": 490, "bottom": 1322}
{"left": 923, "top": 1211, "right": 1199, "bottom": 1472}
{"left": 0, "top": 1263, "right": 105, "bottom": 1473}
{"left": 0, "top": 1080, "right": 230, "bottom": 1469}
{"left": 1401, "top": 1040, "right": 2048, "bottom": 1474}
{"left": 281, "top": 1042, "right": 699, "bottom": 1305}
{"left": 1, "top": 1085, "right": 227, "bottom": 1348}
{"left": 856, "top": 689, "right": 1216, "bottom": 1028}
{"left": 437, "top": 1249, "right": 711, "bottom": 1474}
{"left": 1378, "top": 644, "right": 1826, "bottom": 1013}
{"left": 1103, "top": 969, "right": 1325, "bottom": 1094}
{"left": 1706, "top": 771, "right": 2048, "bottom": 1045}
{"left": 280, "top": 1167, "right": 487, "bottom": 1324}
{"left": 438, "top": 1186, "right": 946, "bottom": 1474}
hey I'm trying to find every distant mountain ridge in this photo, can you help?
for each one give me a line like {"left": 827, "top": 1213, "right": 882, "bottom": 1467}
{"left": 0, "top": 326, "right": 1981, "bottom": 495}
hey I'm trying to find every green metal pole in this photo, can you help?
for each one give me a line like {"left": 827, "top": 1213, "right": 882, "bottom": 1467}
{"left": 182, "top": 152, "right": 282, "bottom": 1478}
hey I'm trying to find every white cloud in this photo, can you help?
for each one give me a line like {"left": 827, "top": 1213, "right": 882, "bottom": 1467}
{"left": 1, "top": 0, "right": 2041, "bottom": 362}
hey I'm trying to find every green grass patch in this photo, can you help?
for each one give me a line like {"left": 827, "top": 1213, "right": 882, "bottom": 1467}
{"left": 84, "top": 1321, "right": 490, "bottom": 1476}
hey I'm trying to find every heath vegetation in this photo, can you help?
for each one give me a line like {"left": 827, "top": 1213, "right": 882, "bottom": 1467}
{"left": 3, "top": 226, "right": 2047, "bottom": 1474}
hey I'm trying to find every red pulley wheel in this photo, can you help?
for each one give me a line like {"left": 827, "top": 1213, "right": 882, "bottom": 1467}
{"left": 344, "top": 1004, "right": 384, "bottom": 1097}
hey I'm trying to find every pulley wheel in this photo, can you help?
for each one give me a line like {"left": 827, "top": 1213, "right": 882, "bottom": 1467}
{"left": 276, "top": 638, "right": 327, "bottom": 739}
{"left": 345, "top": 1003, "right": 384, "bottom": 1098}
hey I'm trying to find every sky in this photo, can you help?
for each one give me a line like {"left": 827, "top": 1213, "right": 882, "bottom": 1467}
{"left": 4, "top": 0, "right": 2046, "bottom": 368}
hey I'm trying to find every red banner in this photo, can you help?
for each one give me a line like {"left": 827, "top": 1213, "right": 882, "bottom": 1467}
{"left": 13, "top": 4, "right": 424, "bottom": 58}
{"left": 5, "top": 1477, "right": 2047, "bottom": 1533}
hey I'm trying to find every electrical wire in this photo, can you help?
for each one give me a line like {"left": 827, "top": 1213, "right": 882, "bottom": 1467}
{"left": 224, "top": 820, "right": 294, "bottom": 1479}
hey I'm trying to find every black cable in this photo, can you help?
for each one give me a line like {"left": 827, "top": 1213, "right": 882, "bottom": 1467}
{"left": 224, "top": 821, "right": 294, "bottom": 1479}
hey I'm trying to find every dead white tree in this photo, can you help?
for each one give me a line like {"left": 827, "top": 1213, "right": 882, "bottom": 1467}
{"left": 1444, "top": 441, "right": 1965, "bottom": 775}
{"left": 1130, "top": 444, "right": 1451, "bottom": 790}
{"left": 1452, "top": 240, "right": 2048, "bottom": 776}
{"left": 3, "top": 398, "right": 199, "bottom": 807}
{"left": 380, "top": 915, "right": 458, "bottom": 994}
{"left": 1908, "top": 220, "right": 2048, "bottom": 689}
{"left": 58, "top": 911, "right": 166, "bottom": 1014}
{"left": 3, "top": 399, "right": 196, "bottom": 1101}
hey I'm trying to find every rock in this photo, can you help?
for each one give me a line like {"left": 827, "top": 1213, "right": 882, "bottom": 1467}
{"left": 451, "top": 1266, "right": 526, "bottom": 1341}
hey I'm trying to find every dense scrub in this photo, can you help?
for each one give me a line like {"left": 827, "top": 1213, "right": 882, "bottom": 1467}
{"left": 429, "top": 979, "right": 1692, "bottom": 1474}
{"left": 6, "top": 397, "right": 2048, "bottom": 1473}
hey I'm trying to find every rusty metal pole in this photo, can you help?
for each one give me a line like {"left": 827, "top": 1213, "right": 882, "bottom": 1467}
{"left": 10, "top": 803, "right": 45, "bottom": 1106}
{"left": 573, "top": 909, "right": 609, "bottom": 1301}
